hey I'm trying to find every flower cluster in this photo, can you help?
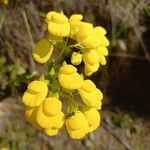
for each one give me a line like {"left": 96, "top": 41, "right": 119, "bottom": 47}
{"left": 22, "top": 80, "right": 64, "bottom": 136}
{"left": 22, "top": 11, "right": 109, "bottom": 139}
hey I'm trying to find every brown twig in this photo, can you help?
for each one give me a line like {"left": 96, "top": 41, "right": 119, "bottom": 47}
{"left": 21, "top": 9, "right": 36, "bottom": 70}
{"left": 109, "top": 53, "right": 147, "bottom": 60}
{"left": 102, "top": 120, "right": 133, "bottom": 150}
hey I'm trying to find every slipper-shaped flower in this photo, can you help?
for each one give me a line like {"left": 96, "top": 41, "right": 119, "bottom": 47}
{"left": 36, "top": 102, "right": 64, "bottom": 129}
{"left": 71, "top": 52, "right": 82, "bottom": 65}
{"left": 25, "top": 107, "right": 42, "bottom": 129}
{"left": 66, "top": 111, "right": 89, "bottom": 139}
{"left": 47, "top": 11, "right": 70, "bottom": 37}
{"left": 78, "top": 80, "right": 103, "bottom": 110}
{"left": 58, "top": 64, "right": 83, "bottom": 89}
{"left": 22, "top": 80, "right": 48, "bottom": 107}
{"left": 32, "top": 38, "right": 53, "bottom": 63}
{"left": 84, "top": 108, "right": 100, "bottom": 132}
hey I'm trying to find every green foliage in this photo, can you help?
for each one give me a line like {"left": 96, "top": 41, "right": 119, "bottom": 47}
{"left": 112, "top": 114, "right": 133, "bottom": 129}
{"left": 0, "top": 120, "right": 36, "bottom": 150}
{"left": 0, "top": 56, "right": 37, "bottom": 89}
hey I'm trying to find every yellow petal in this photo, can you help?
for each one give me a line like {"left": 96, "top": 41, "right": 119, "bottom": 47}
{"left": 71, "top": 52, "right": 82, "bottom": 65}
{"left": 83, "top": 49, "right": 99, "bottom": 65}
{"left": 58, "top": 72, "right": 83, "bottom": 89}
{"left": 79, "top": 80, "right": 96, "bottom": 92}
{"left": 36, "top": 104, "right": 64, "bottom": 129}
{"left": 84, "top": 108, "right": 100, "bottom": 132}
{"left": 32, "top": 38, "right": 53, "bottom": 63}
{"left": 66, "top": 111, "right": 87, "bottom": 130}
{"left": 93, "top": 26, "right": 107, "bottom": 35}
{"left": 97, "top": 47, "right": 108, "bottom": 56}
{"left": 44, "top": 128, "right": 59, "bottom": 136}
{"left": 48, "top": 21, "right": 70, "bottom": 37}
{"left": 69, "top": 14, "right": 83, "bottom": 22}
{"left": 43, "top": 97, "right": 62, "bottom": 116}
{"left": 84, "top": 63, "right": 99, "bottom": 76}
{"left": 59, "top": 64, "right": 77, "bottom": 74}
{"left": 78, "top": 86, "right": 103, "bottom": 109}
{"left": 25, "top": 107, "right": 42, "bottom": 129}
{"left": 51, "top": 13, "right": 68, "bottom": 24}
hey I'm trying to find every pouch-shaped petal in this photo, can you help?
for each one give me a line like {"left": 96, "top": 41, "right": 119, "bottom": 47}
{"left": 78, "top": 80, "right": 103, "bottom": 109}
{"left": 43, "top": 97, "right": 62, "bottom": 116}
{"left": 58, "top": 65, "right": 83, "bottom": 89}
{"left": 66, "top": 111, "right": 89, "bottom": 139}
{"left": 97, "top": 46, "right": 108, "bottom": 56}
{"left": 93, "top": 26, "right": 107, "bottom": 36}
{"left": 48, "top": 21, "right": 70, "bottom": 37}
{"left": 66, "top": 127, "right": 88, "bottom": 139}
{"left": 22, "top": 81, "right": 48, "bottom": 107}
{"left": 71, "top": 52, "right": 82, "bottom": 65}
{"left": 69, "top": 14, "right": 83, "bottom": 22}
{"left": 32, "top": 38, "right": 53, "bottom": 63}
{"left": 84, "top": 63, "right": 99, "bottom": 76}
{"left": 83, "top": 49, "right": 99, "bottom": 65}
{"left": 47, "top": 12, "right": 70, "bottom": 37}
{"left": 84, "top": 108, "right": 100, "bottom": 132}
{"left": 25, "top": 107, "right": 42, "bottom": 129}
{"left": 36, "top": 104, "right": 64, "bottom": 129}
{"left": 44, "top": 128, "right": 59, "bottom": 136}
{"left": 66, "top": 111, "right": 87, "bottom": 130}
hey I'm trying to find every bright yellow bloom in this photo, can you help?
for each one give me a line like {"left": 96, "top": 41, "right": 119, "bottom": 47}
{"left": 97, "top": 46, "right": 109, "bottom": 56}
{"left": 83, "top": 49, "right": 100, "bottom": 76}
{"left": 76, "top": 26, "right": 109, "bottom": 49}
{"left": 43, "top": 97, "right": 62, "bottom": 116}
{"left": 44, "top": 128, "right": 59, "bottom": 136}
{"left": 32, "top": 38, "right": 53, "bottom": 63}
{"left": 84, "top": 108, "right": 100, "bottom": 132}
{"left": 22, "top": 81, "right": 48, "bottom": 107}
{"left": 36, "top": 103, "right": 64, "bottom": 129}
{"left": 58, "top": 64, "right": 83, "bottom": 89}
{"left": 83, "top": 49, "right": 99, "bottom": 65}
{"left": 84, "top": 63, "right": 100, "bottom": 76}
{"left": 78, "top": 80, "right": 103, "bottom": 110}
{"left": 69, "top": 14, "right": 83, "bottom": 22}
{"left": 69, "top": 14, "right": 93, "bottom": 38}
{"left": 47, "top": 11, "right": 70, "bottom": 37}
{"left": 71, "top": 52, "right": 82, "bottom": 65}
{"left": 25, "top": 107, "right": 42, "bottom": 129}
{"left": 66, "top": 111, "right": 89, "bottom": 139}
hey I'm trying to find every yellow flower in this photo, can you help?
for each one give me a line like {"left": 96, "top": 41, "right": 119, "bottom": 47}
{"left": 32, "top": 38, "right": 53, "bottom": 63}
{"left": 47, "top": 11, "right": 70, "bottom": 37}
{"left": 43, "top": 97, "right": 62, "bottom": 116}
{"left": 36, "top": 102, "right": 64, "bottom": 129}
{"left": 76, "top": 26, "right": 109, "bottom": 49}
{"left": 97, "top": 46, "right": 108, "bottom": 56}
{"left": 66, "top": 111, "right": 89, "bottom": 139}
{"left": 69, "top": 14, "right": 83, "bottom": 22}
{"left": 44, "top": 128, "right": 59, "bottom": 136}
{"left": 84, "top": 108, "right": 100, "bottom": 132}
{"left": 83, "top": 49, "right": 99, "bottom": 65}
{"left": 25, "top": 107, "right": 42, "bottom": 129}
{"left": 78, "top": 80, "right": 103, "bottom": 110}
{"left": 84, "top": 63, "right": 100, "bottom": 76}
{"left": 58, "top": 64, "right": 83, "bottom": 89}
{"left": 71, "top": 52, "right": 82, "bottom": 65}
{"left": 22, "top": 81, "right": 48, "bottom": 107}
{"left": 69, "top": 14, "right": 93, "bottom": 38}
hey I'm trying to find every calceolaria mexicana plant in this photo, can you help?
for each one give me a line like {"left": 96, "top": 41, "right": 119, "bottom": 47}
{"left": 22, "top": 11, "right": 109, "bottom": 139}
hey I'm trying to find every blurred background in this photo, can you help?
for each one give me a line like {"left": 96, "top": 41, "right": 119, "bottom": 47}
{"left": 0, "top": 0, "right": 150, "bottom": 149}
